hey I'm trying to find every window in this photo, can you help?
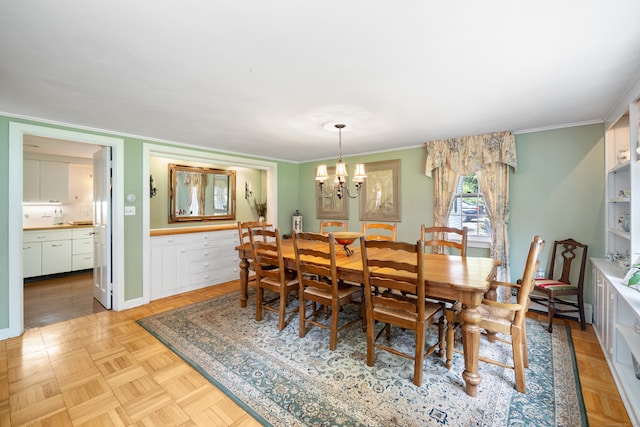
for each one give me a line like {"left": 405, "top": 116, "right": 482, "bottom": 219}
{"left": 448, "top": 174, "right": 490, "bottom": 239}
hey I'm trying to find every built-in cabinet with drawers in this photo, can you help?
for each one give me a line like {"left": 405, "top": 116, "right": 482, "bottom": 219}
{"left": 23, "top": 227, "right": 93, "bottom": 278}
{"left": 593, "top": 95, "right": 640, "bottom": 424}
{"left": 150, "top": 228, "right": 239, "bottom": 300}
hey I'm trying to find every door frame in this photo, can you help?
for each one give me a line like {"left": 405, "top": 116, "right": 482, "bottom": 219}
{"left": 6, "top": 122, "right": 125, "bottom": 338}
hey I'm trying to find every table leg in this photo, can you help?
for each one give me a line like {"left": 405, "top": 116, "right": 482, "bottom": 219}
{"left": 460, "top": 304, "right": 482, "bottom": 397}
{"left": 239, "top": 257, "right": 249, "bottom": 308}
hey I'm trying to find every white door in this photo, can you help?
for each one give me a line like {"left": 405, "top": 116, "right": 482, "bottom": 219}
{"left": 93, "top": 147, "right": 112, "bottom": 309}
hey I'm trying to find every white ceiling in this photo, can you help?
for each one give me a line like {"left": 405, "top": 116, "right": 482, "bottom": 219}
{"left": 2, "top": 1, "right": 640, "bottom": 162}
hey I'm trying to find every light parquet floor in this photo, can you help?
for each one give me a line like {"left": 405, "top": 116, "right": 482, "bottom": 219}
{"left": 1, "top": 280, "right": 633, "bottom": 426}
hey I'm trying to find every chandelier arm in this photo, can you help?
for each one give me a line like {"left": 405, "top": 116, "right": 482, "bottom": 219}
{"left": 344, "top": 183, "right": 363, "bottom": 199}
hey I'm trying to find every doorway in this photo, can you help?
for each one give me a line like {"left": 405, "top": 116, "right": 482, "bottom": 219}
{"left": 6, "top": 122, "right": 125, "bottom": 338}
{"left": 22, "top": 136, "right": 107, "bottom": 328}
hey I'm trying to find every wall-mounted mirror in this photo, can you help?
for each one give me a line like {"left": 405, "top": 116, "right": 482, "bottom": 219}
{"left": 169, "top": 164, "right": 236, "bottom": 222}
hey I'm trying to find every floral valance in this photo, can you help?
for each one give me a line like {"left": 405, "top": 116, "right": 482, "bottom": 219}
{"left": 424, "top": 131, "right": 517, "bottom": 177}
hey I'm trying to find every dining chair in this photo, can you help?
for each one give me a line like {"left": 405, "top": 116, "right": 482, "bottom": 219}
{"left": 420, "top": 225, "right": 468, "bottom": 256}
{"left": 238, "top": 221, "right": 267, "bottom": 287}
{"left": 449, "top": 235, "right": 545, "bottom": 393}
{"left": 359, "top": 237, "right": 445, "bottom": 386}
{"left": 319, "top": 220, "right": 348, "bottom": 233}
{"left": 361, "top": 222, "right": 397, "bottom": 241}
{"left": 249, "top": 226, "right": 298, "bottom": 330}
{"left": 529, "top": 238, "right": 588, "bottom": 332}
{"left": 420, "top": 224, "right": 468, "bottom": 368}
{"left": 293, "top": 231, "right": 364, "bottom": 351}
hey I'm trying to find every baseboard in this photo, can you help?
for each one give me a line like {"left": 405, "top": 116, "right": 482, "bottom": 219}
{"left": 528, "top": 299, "right": 593, "bottom": 324}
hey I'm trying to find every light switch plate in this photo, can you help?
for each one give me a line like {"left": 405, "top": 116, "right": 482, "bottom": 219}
{"left": 124, "top": 206, "right": 136, "bottom": 216}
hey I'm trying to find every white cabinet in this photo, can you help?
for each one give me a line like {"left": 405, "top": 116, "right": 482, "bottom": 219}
{"left": 23, "top": 159, "right": 69, "bottom": 203}
{"left": 72, "top": 228, "right": 94, "bottom": 271}
{"left": 593, "top": 259, "right": 640, "bottom": 425}
{"left": 23, "top": 227, "right": 92, "bottom": 278}
{"left": 42, "top": 239, "right": 72, "bottom": 275}
{"left": 150, "top": 234, "right": 190, "bottom": 300}
{"left": 150, "top": 228, "right": 240, "bottom": 300}
{"left": 22, "top": 240, "right": 42, "bottom": 278}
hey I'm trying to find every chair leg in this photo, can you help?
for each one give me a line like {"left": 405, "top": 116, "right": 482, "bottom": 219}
{"left": 547, "top": 296, "right": 555, "bottom": 333}
{"left": 299, "top": 291, "right": 307, "bottom": 338}
{"left": 437, "top": 317, "right": 445, "bottom": 358}
{"left": 512, "top": 326, "right": 525, "bottom": 393}
{"left": 366, "top": 317, "right": 375, "bottom": 367}
{"left": 329, "top": 301, "right": 339, "bottom": 351}
{"left": 578, "top": 293, "right": 586, "bottom": 330}
{"left": 445, "top": 321, "right": 454, "bottom": 369}
{"left": 413, "top": 323, "right": 426, "bottom": 386}
{"left": 256, "top": 285, "right": 263, "bottom": 322}
{"left": 522, "top": 316, "right": 529, "bottom": 368}
{"left": 277, "top": 288, "right": 286, "bottom": 331}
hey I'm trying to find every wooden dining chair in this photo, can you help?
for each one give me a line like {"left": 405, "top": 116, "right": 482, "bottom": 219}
{"left": 449, "top": 235, "right": 545, "bottom": 393}
{"left": 420, "top": 224, "right": 468, "bottom": 368}
{"left": 420, "top": 225, "right": 468, "bottom": 256}
{"left": 361, "top": 222, "right": 397, "bottom": 241}
{"left": 293, "top": 231, "right": 364, "bottom": 351}
{"left": 249, "top": 226, "right": 298, "bottom": 330}
{"left": 319, "top": 220, "right": 348, "bottom": 233}
{"left": 529, "top": 238, "right": 588, "bottom": 332}
{"left": 238, "top": 221, "right": 267, "bottom": 288}
{"left": 359, "top": 237, "right": 445, "bottom": 386}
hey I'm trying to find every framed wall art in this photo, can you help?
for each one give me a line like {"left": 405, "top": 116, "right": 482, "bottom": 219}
{"left": 316, "top": 166, "right": 349, "bottom": 219}
{"left": 359, "top": 159, "right": 401, "bottom": 221}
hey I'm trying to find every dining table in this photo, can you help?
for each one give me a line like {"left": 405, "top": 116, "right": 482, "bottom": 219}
{"left": 235, "top": 237, "right": 500, "bottom": 397}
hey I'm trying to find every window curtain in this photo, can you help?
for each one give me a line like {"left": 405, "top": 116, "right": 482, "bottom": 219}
{"left": 424, "top": 131, "right": 517, "bottom": 284}
{"left": 184, "top": 172, "right": 207, "bottom": 216}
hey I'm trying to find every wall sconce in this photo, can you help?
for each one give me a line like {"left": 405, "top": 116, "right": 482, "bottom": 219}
{"left": 245, "top": 181, "right": 253, "bottom": 199}
{"left": 150, "top": 175, "right": 157, "bottom": 198}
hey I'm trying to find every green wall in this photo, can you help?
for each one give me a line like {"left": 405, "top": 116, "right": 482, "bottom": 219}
{"left": 297, "top": 123, "right": 605, "bottom": 304}
{"left": 0, "top": 115, "right": 605, "bottom": 332}
{"left": 510, "top": 124, "right": 605, "bottom": 302}
{"left": 0, "top": 117, "right": 9, "bottom": 328}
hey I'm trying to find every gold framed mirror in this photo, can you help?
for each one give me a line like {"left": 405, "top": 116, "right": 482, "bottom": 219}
{"left": 169, "top": 164, "right": 236, "bottom": 222}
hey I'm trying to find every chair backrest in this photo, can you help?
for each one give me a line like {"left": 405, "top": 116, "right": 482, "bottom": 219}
{"left": 238, "top": 221, "right": 266, "bottom": 245}
{"left": 359, "top": 237, "right": 426, "bottom": 322}
{"left": 513, "top": 236, "right": 546, "bottom": 324}
{"left": 319, "top": 221, "right": 348, "bottom": 233}
{"left": 293, "top": 231, "right": 338, "bottom": 297}
{"left": 420, "top": 225, "right": 468, "bottom": 256}
{"left": 547, "top": 238, "right": 588, "bottom": 289}
{"left": 249, "top": 227, "right": 287, "bottom": 283}
{"left": 361, "top": 222, "right": 397, "bottom": 241}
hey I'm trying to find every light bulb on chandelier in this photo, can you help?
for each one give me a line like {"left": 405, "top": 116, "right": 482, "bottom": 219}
{"left": 315, "top": 123, "right": 366, "bottom": 199}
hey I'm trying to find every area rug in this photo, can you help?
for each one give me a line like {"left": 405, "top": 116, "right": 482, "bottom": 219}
{"left": 138, "top": 290, "right": 587, "bottom": 426}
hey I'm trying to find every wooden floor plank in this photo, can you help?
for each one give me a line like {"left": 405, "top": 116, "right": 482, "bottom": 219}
{"left": 0, "top": 274, "right": 632, "bottom": 426}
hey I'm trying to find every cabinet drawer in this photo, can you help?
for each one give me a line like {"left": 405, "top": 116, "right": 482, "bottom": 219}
{"left": 73, "top": 238, "right": 93, "bottom": 255}
{"left": 189, "top": 247, "right": 220, "bottom": 262}
{"left": 72, "top": 254, "right": 93, "bottom": 270}
{"left": 151, "top": 234, "right": 190, "bottom": 247}
{"left": 72, "top": 228, "right": 94, "bottom": 239}
{"left": 190, "top": 271, "right": 217, "bottom": 287}
{"left": 190, "top": 259, "right": 217, "bottom": 274}
{"left": 24, "top": 229, "right": 72, "bottom": 243}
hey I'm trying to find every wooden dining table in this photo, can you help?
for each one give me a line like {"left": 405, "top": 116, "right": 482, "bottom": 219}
{"left": 235, "top": 238, "right": 500, "bottom": 397}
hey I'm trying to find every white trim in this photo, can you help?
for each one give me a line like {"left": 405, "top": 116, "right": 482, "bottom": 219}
{"left": 141, "top": 143, "right": 278, "bottom": 305}
{"left": 8, "top": 122, "right": 124, "bottom": 338}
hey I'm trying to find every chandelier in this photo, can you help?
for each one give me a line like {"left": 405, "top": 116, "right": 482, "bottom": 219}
{"left": 315, "top": 124, "right": 366, "bottom": 199}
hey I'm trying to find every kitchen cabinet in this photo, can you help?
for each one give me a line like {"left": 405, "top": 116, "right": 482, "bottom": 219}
{"left": 23, "top": 159, "right": 69, "bottom": 203}
{"left": 72, "top": 228, "right": 94, "bottom": 270}
{"left": 23, "top": 227, "right": 92, "bottom": 278}
{"left": 150, "top": 228, "right": 239, "bottom": 300}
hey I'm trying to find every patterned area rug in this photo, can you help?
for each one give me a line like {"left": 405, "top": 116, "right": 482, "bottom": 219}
{"left": 138, "top": 290, "right": 587, "bottom": 426}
